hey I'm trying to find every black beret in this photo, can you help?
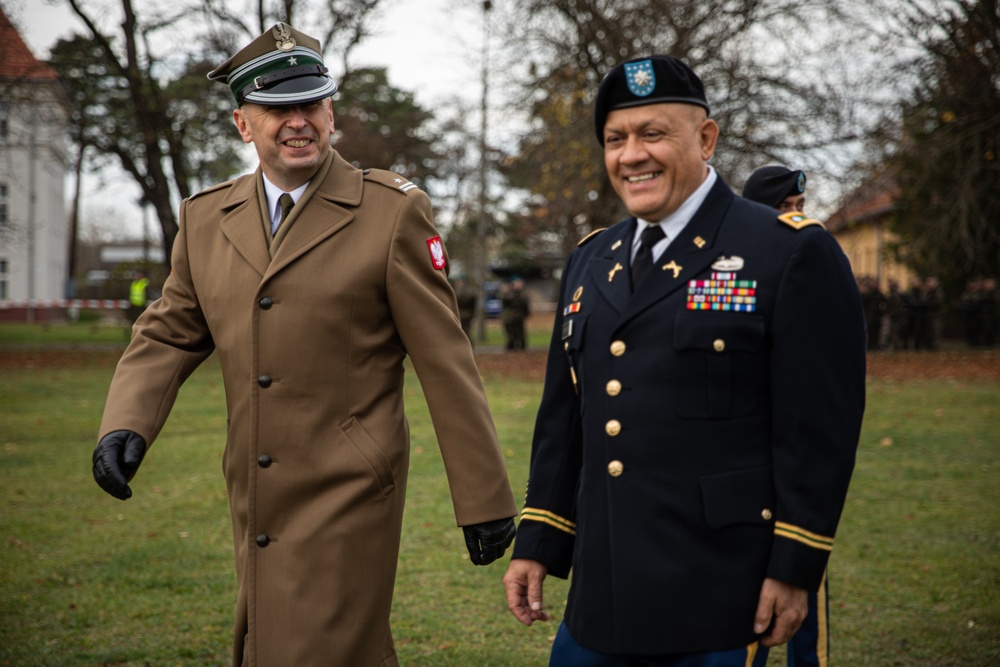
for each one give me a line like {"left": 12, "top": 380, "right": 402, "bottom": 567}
{"left": 208, "top": 23, "right": 338, "bottom": 106}
{"left": 594, "top": 55, "right": 710, "bottom": 144}
{"left": 741, "top": 166, "right": 807, "bottom": 208}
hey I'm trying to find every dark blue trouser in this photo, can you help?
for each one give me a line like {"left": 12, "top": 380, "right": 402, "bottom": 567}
{"left": 550, "top": 621, "right": 767, "bottom": 667}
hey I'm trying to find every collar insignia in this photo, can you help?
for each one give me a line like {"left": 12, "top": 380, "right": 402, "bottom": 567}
{"left": 662, "top": 260, "right": 683, "bottom": 279}
{"left": 609, "top": 262, "right": 624, "bottom": 282}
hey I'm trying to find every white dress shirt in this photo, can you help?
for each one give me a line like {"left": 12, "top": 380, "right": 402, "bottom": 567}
{"left": 631, "top": 166, "right": 718, "bottom": 264}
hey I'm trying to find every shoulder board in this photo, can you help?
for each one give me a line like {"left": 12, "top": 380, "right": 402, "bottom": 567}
{"left": 778, "top": 212, "right": 825, "bottom": 230}
{"left": 577, "top": 228, "right": 608, "bottom": 247}
{"left": 362, "top": 169, "right": 421, "bottom": 195}
{"left": 188, "top": 178, "right": 236, "bottom": 201}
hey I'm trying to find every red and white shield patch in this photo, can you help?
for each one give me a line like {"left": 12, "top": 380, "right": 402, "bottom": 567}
{"left": 426, "top": 236, "right": 447, "bottom": 270}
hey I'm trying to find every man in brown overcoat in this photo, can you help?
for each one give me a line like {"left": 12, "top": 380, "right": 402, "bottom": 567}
{"left": 91, "top": 23, "right": 517, "bottom": 667}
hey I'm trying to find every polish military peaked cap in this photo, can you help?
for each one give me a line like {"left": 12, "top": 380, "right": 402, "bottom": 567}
{"left": 594, "top": 55, "right": 710, "bottom": 144}
{"left": 208, "top": 22, "right": 338, "bottom": 106}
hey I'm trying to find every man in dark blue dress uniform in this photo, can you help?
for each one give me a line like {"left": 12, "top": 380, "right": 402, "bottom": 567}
{"left": 502, "top": 55, "right": 866, "bottom": 667}
{"left": 743, "top": 165, "right": 832, "bottom": 667}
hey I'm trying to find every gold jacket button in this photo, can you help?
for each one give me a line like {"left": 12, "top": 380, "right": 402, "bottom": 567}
{"left": 608, "top": 460, "right": 624, "bottom": 477}
{"left": 605, "top": 420, "right": 622, "bottom": 436}
{"left": 713, "top": 338, "right": 726, "bottom": 352}
{"left": 606, "top": 380, "right": 622, "bottom": 396}
{"left": 761, "top": 508, "right": 773, "bottom": 521}
{"left": 610, "top": 340, "right": 626, "bottom": 356}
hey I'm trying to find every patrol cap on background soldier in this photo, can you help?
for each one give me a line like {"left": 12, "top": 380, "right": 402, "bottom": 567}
{"left": 207, "top": 22, "right": 338, "bottom": 106}
{"left": 742, "top": 166, "right": 807, "bottom": 213}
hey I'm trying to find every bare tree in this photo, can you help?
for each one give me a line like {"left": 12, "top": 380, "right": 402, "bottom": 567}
{"left": 494, "top": 0, "right": 878, "bottom": 251}
{"left": 58, "top": 0, "right": 385, "bottom": 269}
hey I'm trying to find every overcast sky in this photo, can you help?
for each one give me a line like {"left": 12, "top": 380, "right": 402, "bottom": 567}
{"left": 7, "top": 0, "right": 495, "bottom": 237}
{"left": 11, "top": 0, "right": 488, "bottom": 107}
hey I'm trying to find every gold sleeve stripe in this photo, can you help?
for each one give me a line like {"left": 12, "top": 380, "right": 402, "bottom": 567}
{"left": 774, "top": 522, "right": 834, "bottom": 551}
{"left": 520, "top": 508, "right": 577, "bottom": 535}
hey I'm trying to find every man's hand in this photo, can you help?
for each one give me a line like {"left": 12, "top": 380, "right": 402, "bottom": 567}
{"left": 92, "top": 430, "right": 147, "bottom": 500}
{"left": 754, "top": 577, "right": 809, "bottom": 647}
{"left": 462, "top": 517, "right": 516, "bottom": 565}
{"left": 503, "top": 558, "right": 549, "bottom": 626}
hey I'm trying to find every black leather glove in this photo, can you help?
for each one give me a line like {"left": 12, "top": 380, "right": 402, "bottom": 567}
{"left": 92, "top": 430, "right": 147, "bottom": 500}
{"left": 462, "top": 517, "right": 516, "bottom": 566}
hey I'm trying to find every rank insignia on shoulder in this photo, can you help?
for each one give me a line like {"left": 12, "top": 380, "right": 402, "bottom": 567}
{"left": 778, "top": 212, "right": 824, "bottom": 230}
{"left": 426, "top": 236, "right": 446, "bottom": 270}
{"left": 578, "top": 228, "right": 607, "bottom": 246}
{"left": 393, "top": 177, "right": 418, "bottom": 193}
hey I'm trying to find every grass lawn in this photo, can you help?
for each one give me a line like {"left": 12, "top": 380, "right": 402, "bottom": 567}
{"left": 0, "top": 326, "right": 997, "bottom": 666}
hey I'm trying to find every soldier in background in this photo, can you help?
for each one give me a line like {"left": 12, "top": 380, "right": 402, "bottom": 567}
{"left": 859, "top": 276, "right": 888, "bottom": 352}
{"left": 453, "top": 277, "right": 477, "bottom": 342}
{"left": 885, "top": 279, "right": 905, "bottom": 350}
{"left": 923, "top": 277, "right": 944, "bottom": 351}
{"left": 960, "top": 278, "right": 984, "bottom": 347}
{"left": 501, "top": 276, "right": 529, "bottom": 350}
{"left": 902, "top": 277, "right": 926, "bottom": 350}
{"left": 981, "top": 278, "right": 999, "bottom": 346}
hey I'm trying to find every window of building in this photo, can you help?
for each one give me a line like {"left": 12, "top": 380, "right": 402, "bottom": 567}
{"left": 0, "top": 259, "right": 8, "bottom": 300}
{"left": 0, "top": 102, "right": 8, "bottom": 139}
{"left": 0, "top": 184, "right": 7, "bottom": 226}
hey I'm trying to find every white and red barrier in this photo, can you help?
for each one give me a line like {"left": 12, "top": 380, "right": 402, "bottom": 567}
{"left": 0, "top": 299, "right": 130, "bottom": 310}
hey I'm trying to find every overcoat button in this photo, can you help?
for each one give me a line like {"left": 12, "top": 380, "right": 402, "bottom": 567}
{"left": 606, "top": 380, "right": 622, "bottom": 396}
{"left": 761, "top": 508, "right": 773, "bottom": 521}
{"left": 257, "top": 455, "right": 272, "bottom": 468}
{"left": 605, "top": 420, "right": 622, "bottom": 436}
{"left": 610, "top": 340, "right": 626, "bottom": 356}
{"left": 258, "top": 375, "right": 272, "bottom": 388}
{"left": 608, "top": 460, "right": 624, "bottom": 477}
{"left": 259, "top": 296, "right": 273, "bottom": 310}
{"left": 713, "top": 339, "right": 726, "bottom": 352}
{"left": 256, "top": 534, "right": 270, "bottom": 547}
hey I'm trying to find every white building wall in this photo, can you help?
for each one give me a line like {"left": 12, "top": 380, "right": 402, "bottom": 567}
{"left": 0, "top": 81, "right": 69, "bottom": 301}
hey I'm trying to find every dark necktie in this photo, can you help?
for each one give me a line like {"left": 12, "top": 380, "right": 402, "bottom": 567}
{"left": 277, "top": 193, "right": 294, "bottom": 233}
{"left": 631, "top": 224, "right": 666, "bottom": 290}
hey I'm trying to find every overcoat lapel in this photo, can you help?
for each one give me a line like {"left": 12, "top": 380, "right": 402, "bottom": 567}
{"left": 219, "top": 175, "right": 271, "bottom": 278}
{"left": 617, "top": 179, "right": 737, "bottom": 331}
{"left": 591, "top": 220, "right": 637, "bottom": 316}
{"left": 266, "top": 152, "right": 360, "bottom": 279}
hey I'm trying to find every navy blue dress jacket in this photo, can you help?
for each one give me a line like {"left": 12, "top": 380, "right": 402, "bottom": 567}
{"left": 511, "top": 177, "right": 866, "bottom": 655}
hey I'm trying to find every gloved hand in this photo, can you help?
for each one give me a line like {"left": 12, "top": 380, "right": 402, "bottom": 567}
{"left": 462, "top": 517, "right": 516, "bottom": 565}
{"left": 92, "top": 430, "right": 147, "bottom": 500}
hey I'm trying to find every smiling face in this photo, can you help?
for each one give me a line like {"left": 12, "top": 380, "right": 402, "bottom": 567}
{"left": 233, "top": 99, "right": 335, "bottom": 191}
{"left": 603, "top": 103, "right": 718, "bottom": 222}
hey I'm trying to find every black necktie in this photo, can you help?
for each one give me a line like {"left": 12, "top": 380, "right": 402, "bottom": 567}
{"left": 277, "top": 193, "right": 294, "bottom": 233}
{"left": 631, "top": 224, "right": 666, "bottom": 290}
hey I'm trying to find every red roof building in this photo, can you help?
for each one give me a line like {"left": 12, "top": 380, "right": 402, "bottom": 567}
{"left": 0, "top": 6, "right": 71, "bottom": 316}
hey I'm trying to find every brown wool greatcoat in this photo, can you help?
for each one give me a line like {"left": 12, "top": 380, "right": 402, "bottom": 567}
{"left": 99, "top": 151, "right": 517, "bottom": 667}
